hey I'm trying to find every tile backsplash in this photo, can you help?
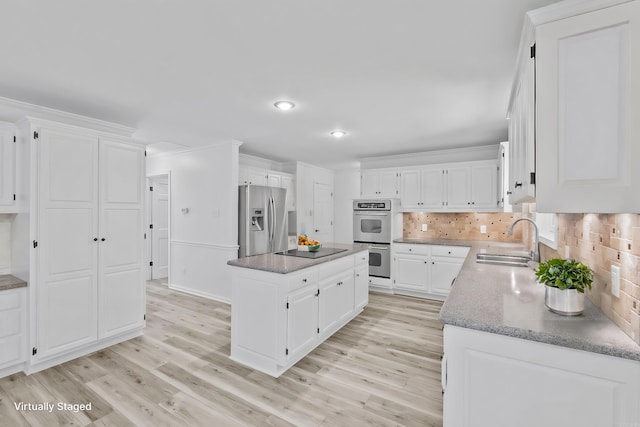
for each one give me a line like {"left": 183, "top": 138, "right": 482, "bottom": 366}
{"left": 403, "top": 212, "right": 523, "bottom": 242}
{"left": 537, "top": 213, "right": 640, "bottom": 345}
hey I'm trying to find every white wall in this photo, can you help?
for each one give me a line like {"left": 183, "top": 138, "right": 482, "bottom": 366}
{"left": 0, "top": 215, "right": 11, "bottom": 274}
{"left": 146, "top": 141, "right": 240, "bottom": 303}
{"left": 332, "top": 168, "right": 360, "bottom": 244}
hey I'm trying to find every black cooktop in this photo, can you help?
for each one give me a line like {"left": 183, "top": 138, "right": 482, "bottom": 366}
{"left": 276, "top": 247, "right": 347, "bottom": 259}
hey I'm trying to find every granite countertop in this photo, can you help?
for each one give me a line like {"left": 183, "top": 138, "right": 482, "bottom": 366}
{"left": 227, "top": 243, "right": 369, "bottom": 274}
{"left": 402, "top": 238, "right": 640, "bottom": 361}
{"left": 0, "top": 274, "right": 27, "bottom": 292}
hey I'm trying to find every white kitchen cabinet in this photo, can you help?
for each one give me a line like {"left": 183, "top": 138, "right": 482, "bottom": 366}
{"left": 399, "top": 166, "right": 444, "bottom": 209}
{"left": 392, "top": 243, "right": 468, "bottom": 300}
{"left": 286, "top": 285, "right": 318, "bottom": 358}
{"left": 443, "top": 325, "right": 640, "bottom": 427}
{"left": 430, "top": 245, "right": 469, "bottom": 297}
{"left": 281, "top": 173, "right": 295, "bottom": 211}
{"left": 267, "top": 172, "right": 281, "bottom": 188}
{"left": 25, "top": 120, "right": 145, "bottom": 368}
{"left": 354, "top": 252, "right": 369, "bottom": 310}
{"left": 230, "top": 250, "right": 367, "bottom": 377}
{"left": 399, "top": 161, "right": 498, "bottom": 212}
{"left": 0, "top": 288, "right": 26, "bottom": 377}
{"left": 508, "top": 46, "right": 536, "bottom": 206}
{"left": 535, "top": 1, "right": 640, "bottom": 212}
{"left": 360, "top": 169, "right": 398, "bottom": 198}
{"left": 238, "top": 165, "right": 268, "bottom": 186}
{"left": 0, "top": 123, "right": 16, "bottom": 211}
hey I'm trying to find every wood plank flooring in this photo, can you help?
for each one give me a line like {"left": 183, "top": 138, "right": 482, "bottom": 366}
{"left": 0, "top": 280, "right": 444, "bottom": 426}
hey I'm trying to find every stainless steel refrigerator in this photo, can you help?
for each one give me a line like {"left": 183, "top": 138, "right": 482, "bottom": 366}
{"left": 238, "top": 185, "right": 288, "bottom": 257}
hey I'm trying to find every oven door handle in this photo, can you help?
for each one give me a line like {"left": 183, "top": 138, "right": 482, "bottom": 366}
{"left": 368, "top": 245, "right": 390, "bottom": 250}
{"left": 354, "top": 212, "right": 389, "bottom": 216}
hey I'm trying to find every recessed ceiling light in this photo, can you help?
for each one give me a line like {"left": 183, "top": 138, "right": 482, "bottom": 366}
{"left": 274, "top": 101, "right": 295, "bottom": 110}
{"left": 330, "top": 130, "right": 347, "bottom": 138}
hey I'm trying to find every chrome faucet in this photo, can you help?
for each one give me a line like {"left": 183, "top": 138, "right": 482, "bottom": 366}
{"left": 508, "top": 218, "right": 540, "bottom": 262}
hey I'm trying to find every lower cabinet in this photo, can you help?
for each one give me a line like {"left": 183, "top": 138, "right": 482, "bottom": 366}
{"left": 230, "top": 251, "right": 368, "bottom": 377}
{"left": 442, "top": 325, "right": 640, "bottom": 427}
{"left": 0, "top": 288, "right": 26, "bottom": 377}
{"left": 392, "top": 244, "right": 469, "bottom": 299}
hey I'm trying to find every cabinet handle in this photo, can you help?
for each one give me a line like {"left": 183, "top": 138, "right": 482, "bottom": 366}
{"left": 101, "top": 238, "right": 106, "bottom": 242}
{"left": 432, "top": 261, "right": 435, "bottom": 265}
{"left": 467, "top": 202, "right": 471, "bottom": 205}
{"left": 515, "top": 182, "right": 523, "bottom": 188}
{"left": 302, "top": 278, "right": 307, "bottom": 283}
{"left": 93, "top": 238, "right": 98, "bottom": 242}
{"left": 471, "top": 202, "right": 475, "bottom": 205}
{"left": 356, "top": 274, "right": 360, "bottom": 277}
{"left": 448, "top": 251, "right": 451, "bottom": 254}
{"left": 409, "top": 248, "right": 412, "bottom": 251}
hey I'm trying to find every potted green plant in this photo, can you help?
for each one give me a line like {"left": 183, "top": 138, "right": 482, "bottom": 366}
{"left": 535, "top": 258, "right": 594, "bottom": 316}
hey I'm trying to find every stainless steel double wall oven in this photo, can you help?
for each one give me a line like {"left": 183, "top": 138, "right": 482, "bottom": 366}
{"left": 353, "top": 200, "right": 392, "bottom": 278}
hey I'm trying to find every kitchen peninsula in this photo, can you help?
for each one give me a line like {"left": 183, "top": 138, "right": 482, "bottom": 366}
{"left": 227, "top": 243, "right": 369, "bottom": 377}
{"left": 428, "top": 240, "right": 640, "bottom": 427}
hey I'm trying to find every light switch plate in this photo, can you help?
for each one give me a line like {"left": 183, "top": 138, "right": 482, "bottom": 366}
{"left": 421, "top": 223, "right": 428, "bottom": 232}
{"left": 611, "top": 265, "right": 621, "bottom": 298}
{"left": 480, "top": 225, "right": 487, "bottom": 234}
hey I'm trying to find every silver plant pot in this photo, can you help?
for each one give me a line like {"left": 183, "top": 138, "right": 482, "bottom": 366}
{"left": 544, "top": 286, "right": 585, "bottom": 316}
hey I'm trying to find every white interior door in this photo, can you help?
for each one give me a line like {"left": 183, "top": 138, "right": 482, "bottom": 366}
{"left": 37, "top": 128, "right": 99, "bottom": 360}
{"left": 150, "top": 176, "right": 169, "bottom": 279}
{"left": 313, "top": 181, "right": 333, "bottom": 243}
{"left": 98, "top": 139, "right": 145, "bottom": 339}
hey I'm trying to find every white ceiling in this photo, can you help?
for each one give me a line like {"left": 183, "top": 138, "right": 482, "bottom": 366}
{"left": 0, "top": 0, "right": 559, "bottom": 166}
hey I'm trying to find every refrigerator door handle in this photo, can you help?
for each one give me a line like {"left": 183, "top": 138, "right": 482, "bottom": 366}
{"left": 271, "top": 196, "right": 277, "bottom": 247}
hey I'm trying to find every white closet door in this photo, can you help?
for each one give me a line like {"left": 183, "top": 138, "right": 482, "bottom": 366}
{"left": 98, "top": 139, "right": 145, "bottom": 339}
{"left": 37, "top": 129, "right": 99, "bottom": 360}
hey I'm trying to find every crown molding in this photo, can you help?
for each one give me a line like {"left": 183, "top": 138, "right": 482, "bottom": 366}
{"left": 0, "top": 96, "right": 136, "bottom": 137}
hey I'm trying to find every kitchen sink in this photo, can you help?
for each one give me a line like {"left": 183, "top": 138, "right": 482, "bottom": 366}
{"left": 476, "top": 253, "right": 532, "bottom": 268}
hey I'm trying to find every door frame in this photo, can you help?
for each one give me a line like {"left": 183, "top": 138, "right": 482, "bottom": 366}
{"left": 145, "top": 172, "right": 171, "bottom": 281}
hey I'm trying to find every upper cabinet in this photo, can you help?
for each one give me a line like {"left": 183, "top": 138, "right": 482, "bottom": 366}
{"left": 0, "top": 123, "right": 16, "bottom": 211}
{"left": 360, "top": 169, "right": 399, "bottom": 198}
{"left": 507, "top": 45, "right": 536, "bottom": 206}
{"left": 509, "top": 0, "right": 640, "bottom": 212}
{"left": 398, "top": 160, "right": 499, "bottom": 212}
{"left": 238, "top": 163, "right": 296, "bottom": 211}
{"left": 536, "top": 1, "right": 640, "bottom": 212}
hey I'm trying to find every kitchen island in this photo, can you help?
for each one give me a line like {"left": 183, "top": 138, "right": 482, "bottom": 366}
{"left": 426, "top": 239, "right": 640, "bottom": 427}
{"left": 227, "top": 243, "right": 369, "bottom": 377}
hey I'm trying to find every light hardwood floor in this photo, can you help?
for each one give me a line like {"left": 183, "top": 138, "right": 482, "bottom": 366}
{"left": 0, "top": 280, "right": 444, "bottom": 426}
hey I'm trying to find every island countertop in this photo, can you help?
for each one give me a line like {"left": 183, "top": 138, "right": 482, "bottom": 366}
{"left": 227, "top": 243, "right": 369, "bottom": 274}
{"left": 394, "top": 238, "right": 640, "bottom": 361}
{"left": 0, "top": 274, "right": 27, "bottom": 292}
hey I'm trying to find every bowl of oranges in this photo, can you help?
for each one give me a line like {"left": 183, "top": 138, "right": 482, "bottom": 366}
{"left": 298, "top": 234, "right": 321, "bottom": 251}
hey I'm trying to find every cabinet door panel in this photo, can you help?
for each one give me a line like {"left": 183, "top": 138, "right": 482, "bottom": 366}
{"left": 471, "top": 164, "right": 498, "bottom": 209}
{"left": 445, "top": 167, "right": 471, "bottom": 209}
{"left": 45, "top": 208, "right": 94, "bottom": 275}
{"left": 37, "top": 129, "right": 99, "bottom": 360}
{"left": 431, "top": 257, "right": 463, "bottom": 296}
{"left": 287, "top": 286, "right": 318, "bottom": 357}
{"left": 536, "top": 1, "right": 640, "bottom": 212}
{"left": 378, "top": 171, "right": 398, "bottom": 197}
{"left": 319, "top": 280, "right": 341, "bottom": 334}
{"left": 400, "top": 170, "right": 421, "bottom": 208}
{"left": 100, "top": 269, "right": 144, "bottom": 337}
{"left": 421, "top": 167, "right": 444, "bottom": 209}
{"left": 98, "top": 140, "right": 144, "bottom": 339}
{"left": 394, "top": 255, "right": 428, "bottom": 291}
{"left": 360, "top": 172, "right": 379, "bottom": 197}
{"left": 38, "top": 276, "right": 97, "bottom": 357}
{"left": 0, "top": 128, "right": 14, "bottom": 207}
{"left": 354, "top": 265, "right": 369, "bottom": 310}
{"left": 337, "top": 275, "right": 355, "bottom": 323}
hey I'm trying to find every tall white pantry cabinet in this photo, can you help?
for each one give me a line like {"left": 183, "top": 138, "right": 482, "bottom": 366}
{"left": 17, "top": 118, "right": 146, "bottom": 373}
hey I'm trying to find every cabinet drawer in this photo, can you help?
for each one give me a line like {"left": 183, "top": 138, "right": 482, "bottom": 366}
{"left": 318, "top": 256, "right": 354, "bottom": 278}
{"left": 355, "top": 251, "right": 369, "bottom": 266}
{"left": 0, "top": 310, "right": 20, "bottom": 337}
{"left": 0, "top": 291, "right": 21, "bottom": 311}
{"left": 287, "top": 269, "right": 318, "bottom": 289}
{"left": 393, "top": 243, "right": 430, "bottom": 255}
{"left": 431, "top": 245, "right": 470, "bottom": 258}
